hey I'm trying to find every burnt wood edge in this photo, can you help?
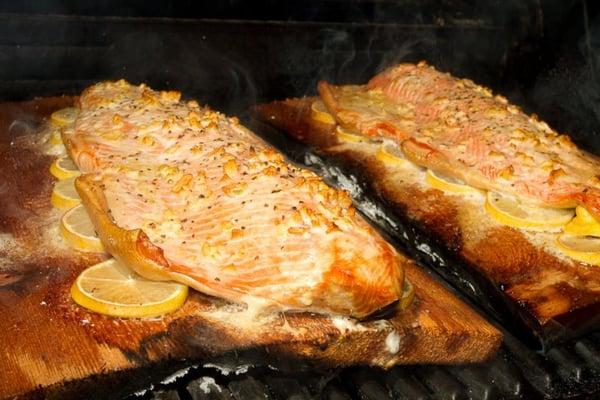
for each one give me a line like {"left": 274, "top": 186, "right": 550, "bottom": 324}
{"left": 17, "top": 349, "right": 321, "bottom": 400}
{"left": 243, "top": 112, "right": 599, "bottom": 351}
{"left": 13, "top": 359, "right": 189, "bottom": 400}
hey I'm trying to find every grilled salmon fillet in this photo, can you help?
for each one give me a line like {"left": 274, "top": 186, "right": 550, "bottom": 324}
{"left": 61, "top": 80, "right": 408, "bottom": 319}
{"left": 318, "top": 61, "right": 600, "bottom": 220}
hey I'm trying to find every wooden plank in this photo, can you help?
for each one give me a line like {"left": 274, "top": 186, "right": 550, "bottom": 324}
{"left": 0, "top": 97, "right": 500, "bottom": 399}
{"left": 252, "top": 97, "right": 600, "bottom": 346}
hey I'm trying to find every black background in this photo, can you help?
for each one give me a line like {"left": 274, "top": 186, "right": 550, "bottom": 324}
{"left": 1, "top": 0, "right": 600, "bottom": 152}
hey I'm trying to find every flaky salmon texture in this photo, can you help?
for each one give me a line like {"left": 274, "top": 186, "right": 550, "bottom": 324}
{"left": 319, "top": 61, "right": 600, "bottom": 221}
{"left": 62, "top": 80, "right": 408, "bottom": 319}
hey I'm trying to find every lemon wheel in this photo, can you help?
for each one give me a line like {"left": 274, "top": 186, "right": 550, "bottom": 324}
{"left": 50, "top": 156, "right": 80, "bottom": 180}
{"left": 60, "top": 204, "right": 105, "bottom": 253}
{"left": 556, "top": 234, "right": 600, "bottom": 266}
{"left": 376, "top": 143, "right": 407, "bottom": 166}
{"left": 336, "top": 125, "right": 366, "bottom": 143}
{"left": 46, "top": 144, "right": 67, "bottom": 156}
{"left": 71, "top": 258, "right": 188, "bottom": 318}
{"left": 425, "top": 169, "right": 481, "bottom": 194}
{"left": 310, "top": 100, "right": 336, "bottom": 125}
{"left": 51, "top": 107, "right": 78, "bottom": 127}
{"left": 49, "top": 129, "right": 64, "bottom": 145}
{"left": 484, "top": 191, "right": 574, "bottom": 231}
{"left": 564, "top": 206, "right": 600, "bottom": 237}
{"left": 51, "top": 176, "right": 82, "bottom": 209}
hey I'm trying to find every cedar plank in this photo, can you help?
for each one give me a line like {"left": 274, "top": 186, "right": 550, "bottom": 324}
{"left": 0, "top": 97, "right": 500, "bottom": 399}
{"left": 252, "top": 97, "right": 600, "bottom": 343}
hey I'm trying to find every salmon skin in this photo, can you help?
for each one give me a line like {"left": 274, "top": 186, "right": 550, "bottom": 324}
{"left": 62, "top": 80, "right": 408, "bottom": 319}
{"left": 318, "top": 61, "right": 600, "bottom": 220}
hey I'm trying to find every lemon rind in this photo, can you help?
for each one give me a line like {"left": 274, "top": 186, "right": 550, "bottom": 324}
{"left": 336, "top": 126, "right": 365, "bottom": 143}
{"left": 425, "top": 169, "right": 481, "bottom": 194}
{"left": 376, "top": 145, "right": 407, "bottom": 166}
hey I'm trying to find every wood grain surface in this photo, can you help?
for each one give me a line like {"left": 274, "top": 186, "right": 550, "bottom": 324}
{"left": 253, "top": 97, "right": 600, "bottom": 345}
{"left": 0, "top": 97, "right": 500, "bottom": 399}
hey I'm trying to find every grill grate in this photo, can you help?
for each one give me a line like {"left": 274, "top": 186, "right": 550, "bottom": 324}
{"left": 126, "top": 331, "right": 600, "bottom": 400}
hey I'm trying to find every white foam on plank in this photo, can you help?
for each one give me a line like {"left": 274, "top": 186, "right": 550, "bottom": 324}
{"left": 330, "top": 316, "right": 368, "bottom": 333}
{"left": 385, "top": 331, "right": 401, "bottom": 354}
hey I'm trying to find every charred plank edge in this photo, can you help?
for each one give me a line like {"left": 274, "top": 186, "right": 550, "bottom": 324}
{"left": 245, "top": 106, "right": 600, "bottom": 350}
{"left": 12, "top": 360, "right": 189, "bottom": 400}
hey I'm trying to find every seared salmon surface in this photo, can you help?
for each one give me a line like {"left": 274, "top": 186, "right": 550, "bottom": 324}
{"left": 318, "top": 62, "right": 600, "bottom": 220}
{"left": 63, "top": 80, "right": 406, "bottom": 318}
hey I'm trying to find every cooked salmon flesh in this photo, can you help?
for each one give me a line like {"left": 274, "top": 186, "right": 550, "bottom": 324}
{"left": 62, "top": 80, "right": 408, "bottom": 319}
{"left": 318, "top": 62, "right": 600, "bottom": 220}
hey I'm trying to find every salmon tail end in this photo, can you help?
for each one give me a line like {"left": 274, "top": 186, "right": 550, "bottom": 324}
{"left": 313, "top": 240, "right": 407, "bottom": 319}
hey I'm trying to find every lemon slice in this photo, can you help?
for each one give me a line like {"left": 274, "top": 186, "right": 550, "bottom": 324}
{"left": 556, "top": 234, "right": 600, "bottom": 266}
{"left": 60, "top": 204, "right": 105, "bottom": 253}
{"left": 49, "top": 129, "right": 64, "bottom": 145}
{"left": 51, "top": 107, "right": 78, "bottom": 127}
{"left": 50, "top": 156, "right": 81, "bottom": 180}
{"left": 484, "top": 191, "right": 574, "bottom": 231}
{"left": 46, "top": 130, "right": 67, "bottom": 155}
{"left": 46, "top": 143, "right": 67, "bottom": 156}
{"left": 71, "top": 258, "right": 188, "bottom": 318}
{"left": 51, "top": 177, "right": 82, "bottom": 209}
{"left": 310, "top": 100, "right": 335, "bottom": 124}
{"left": 376, "top": 143, "right": 407, "bottom": 166}
{"left": 564, "top": 206, "right": 600, "bottom": 237}
{"left": 425, "top": 169, "right": 481, "bottom": 194}
{"left": 336, "top": 125, "right": 366, "bottom": 143}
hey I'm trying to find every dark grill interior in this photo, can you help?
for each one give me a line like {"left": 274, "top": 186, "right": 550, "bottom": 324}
{"left": 2, "top": 0, "right": 600, "bottom": 151}
{"left": 127, "top": 331, "right": 600, "bottom": 399}
{"left": 1, "top": 1, "right": 599, "bottom": 399}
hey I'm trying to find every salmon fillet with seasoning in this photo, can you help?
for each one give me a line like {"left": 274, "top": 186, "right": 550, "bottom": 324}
{"left": 62, "top": 80, "right": 409, "bottom": 319}
{"left": 318, "top": 61, "right": 600, "bottom": 220}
